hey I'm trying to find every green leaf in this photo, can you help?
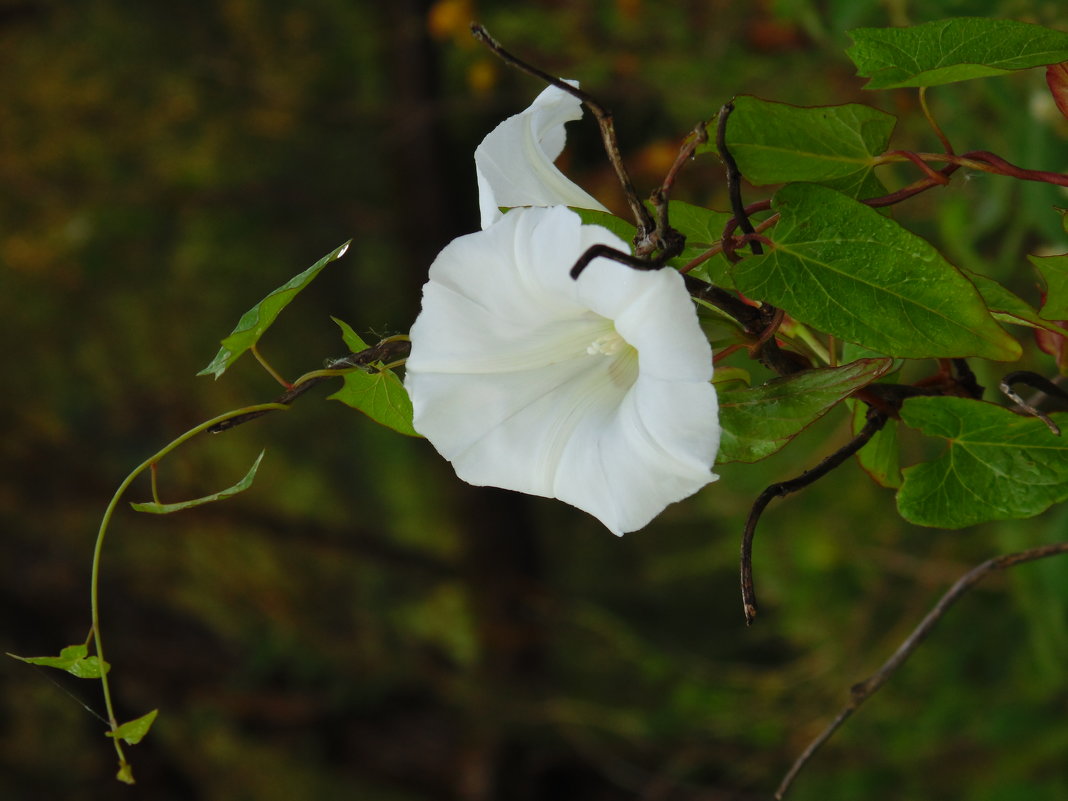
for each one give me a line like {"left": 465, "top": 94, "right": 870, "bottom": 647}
{"left": 717, "top": 358, "right": 893, "bottom": 463}
{"left": 1030, "top": 253, "right": 1068, "bottom": 321}
{"left": 848, "top": 18, "right": 1068, "bottom": 90}
{"left": 851, "top": 400, "right": 901, "bottom": 488}
{"left": 897, "top": 396, "right": 1068, "bottom": 528}
{"left": 968, "top": 270, "right": 1065, "bottom": 333}
{"left": 571, "top": 208, "right": 637, "bottom": 247}
{"left": 723, "top": 96, "right": 894, "bottom": 198}
{"left": 332, "top": 315, "right": 370, "bottom": 352}
{"left": 198, "top": 240, "right": 351, "bottom": 379}
{"left": 8, "top": 644, "right": 110, "bottom": 679}
{"left": 130, "top": 450, "right": 266, "bottom": 514}
{"left": 329, "top": 319, "right": 419, "bottom": 437}
{"left": 106, "top": 709, "right": 159, "bottom": 746}
{"left": 732, "top": 183, "right": 1021, "bottom": 361}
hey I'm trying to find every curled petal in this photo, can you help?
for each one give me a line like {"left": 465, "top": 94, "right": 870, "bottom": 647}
{"left": 406, "top": 206, "right": 719, "bottom": 534}
{"left": 475, "top": 83, "right": 609, "bottom": 230}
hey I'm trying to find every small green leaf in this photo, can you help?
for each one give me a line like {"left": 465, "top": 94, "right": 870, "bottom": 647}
{"left": 116, "top": 762, "right": 135, "bottom": 785}
{"left": 723, "top": 96, "right": 894, "bottom": 198}
{"left": 1030, "top": 253, "right": 1068, "bottom": 321}
{"left": 130, "top": 450, "right": 266, "bottom": 514}
{"left": 848, "top": 18, "right": 1068, "bottom": 90}
{"left": 733, "top": 183, "right": 1021, "bottom": 361}
{"left": 332, "top": 316, "right": 370, "bottom": 353}
{"left": 198, "top": 241, "right": 351, "bottom": 379}
{"left": 968, "top": 270, "right": 1064, "bottom": 333}
{"left": 851, "top": 400, "right": 902, "bottom": 488}
{"left": 8, "top": 644, "right": 110, "bottom": 678}
{"left": 106, "top": 709, "right": 159, "bottom": 746}
{"left": 717, "top": 359, "right": 893, "bottom": 463}
{"left": 897, "top": 396, "right": 1068, "bottom": 528}
{"left": 329, "top": 319, "right": 419, "bottom": 437}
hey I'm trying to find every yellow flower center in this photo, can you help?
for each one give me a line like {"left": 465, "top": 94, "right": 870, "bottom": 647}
{"left": 586, "top": 330, "right": 628, "bottom": 356}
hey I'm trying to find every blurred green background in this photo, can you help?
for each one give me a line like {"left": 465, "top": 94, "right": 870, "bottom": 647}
{"left": 3, "top": 1, "right": 1067, "bottom": 799}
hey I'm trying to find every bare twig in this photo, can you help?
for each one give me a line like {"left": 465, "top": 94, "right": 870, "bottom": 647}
{"left": 740, "top": 409, "right": 889, "bottom": 624}
{"left": 775, "top": 541, "right": 1068, "bottom": 799}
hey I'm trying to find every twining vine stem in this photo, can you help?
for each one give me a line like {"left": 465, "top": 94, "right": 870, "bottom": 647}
{"left": 775, "top": 541, "right": 1068, "bottom": 799}
{"left": 739, "top": 409, "right": 889, "bottom": 625}
{"left": 90, "top": 402, "right": 289, "bottom": 778}
{"left": 207, "top": 337, "right": 411, "bottom": 433}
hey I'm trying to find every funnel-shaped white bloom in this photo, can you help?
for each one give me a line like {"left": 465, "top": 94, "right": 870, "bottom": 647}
{"left": 405, "top": 206, "right": 719, "bottom": 535}
{"left": 475, "top": 82, "right": 608, "bottom": 230}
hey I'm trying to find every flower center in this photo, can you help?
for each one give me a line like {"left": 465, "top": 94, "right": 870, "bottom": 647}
{"left": 586, "top": 330, "right": 628, "bottom": 356}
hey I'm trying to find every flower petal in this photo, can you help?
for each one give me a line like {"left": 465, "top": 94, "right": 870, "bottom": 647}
{"left": 406, "top": 206, "right": 719, "bottom": 534}
{"left": 475, "top": 83, "right": 608, "bottom": 229}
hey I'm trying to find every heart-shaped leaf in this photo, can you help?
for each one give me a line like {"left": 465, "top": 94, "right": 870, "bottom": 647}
{"left": 106, "top": 709, "right": 159, "bottom": 746}
{"left": 897, "top": 396, "right": 1068, "bottom": 528}
{"left": 1030, "top": 253, "right": 1068, "bottom": 321}
{"left": 721, "top": 95, "right": 894, "bottom": 198}
{"left": 717, "top": 358, "right": 893, "bottom": 463}
{"left": 8, "top": 644, "right": 110, "bottom": 679}
{"left": 848, "top": 18, "right": 1068, "bottom": 89}
{"left": 732, "top": 183, "right": 1021, "bottom": 361}
{"left": 199, "top": 241, "right": 351, "bottom": 379}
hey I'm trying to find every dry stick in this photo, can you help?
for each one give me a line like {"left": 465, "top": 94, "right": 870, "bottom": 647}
{"left": 645, "top": 122, "right": 709, "bottom": 256}
{"left": 775, "top": 541, "right": 1068, "bottom": 800}
{"left": 470, "top": 23, "right": 655, "bottom": 241}
{"left": 740, "top": 410, "right": 888, "bottom": 625}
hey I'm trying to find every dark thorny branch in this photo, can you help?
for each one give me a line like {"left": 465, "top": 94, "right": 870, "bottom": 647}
{"left": 207, "top": 338, "right": 412, "bottom": 433}
{"left": 775, "top": 541, "right": 1068, "bottom": 799}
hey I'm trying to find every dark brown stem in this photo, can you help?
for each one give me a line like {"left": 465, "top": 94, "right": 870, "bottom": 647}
{"left": 999, "top": 370, "right": 1068, "bottom": 435}
{"left": 775, "top": 541, "right": 1068, "bottom": 799}
{"left": 470, "top": 23, "right": 655, "bottom": 239}
{"left": 716, "top": 101, "right": 763, "bottom": 256}
{"left": 207, "top": 338, "right": 412, "bottom": 433}
{"left": 740, "top": 409, "right": 888, "bottom": 625}
{"left": 570, "top": 243, "right": 667, "bottom": 279}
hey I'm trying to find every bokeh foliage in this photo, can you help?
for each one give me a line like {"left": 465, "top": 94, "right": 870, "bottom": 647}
{"left": 2, "top": 1, "right": 1067, "bottom": 799}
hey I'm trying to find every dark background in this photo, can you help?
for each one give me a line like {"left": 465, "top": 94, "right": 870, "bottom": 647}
{"left": 3, "top": 1, "right": 1067, "bottom": 799}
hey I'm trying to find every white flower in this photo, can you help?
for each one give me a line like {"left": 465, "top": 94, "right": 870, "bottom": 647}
{"left": 404, "top": 205, "right": 719, "bottom": 535}
{"left": 475, "top": 82, "right": 608, "bottom": 230}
